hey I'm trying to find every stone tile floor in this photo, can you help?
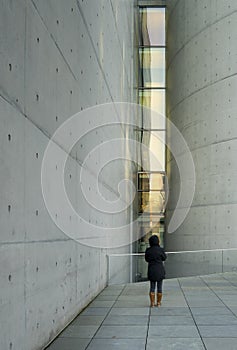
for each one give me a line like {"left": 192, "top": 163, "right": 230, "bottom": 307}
{"left": 46, "top": 272, "right": 237, "bottom": 350}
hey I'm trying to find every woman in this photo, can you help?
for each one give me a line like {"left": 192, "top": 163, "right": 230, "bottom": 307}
{"left": 145, "top": 235, "right": 167, "bottom": 307}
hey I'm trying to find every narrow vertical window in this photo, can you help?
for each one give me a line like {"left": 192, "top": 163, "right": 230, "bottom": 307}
{"left": 136, "top": 4, "right": 166, "bottom": 281}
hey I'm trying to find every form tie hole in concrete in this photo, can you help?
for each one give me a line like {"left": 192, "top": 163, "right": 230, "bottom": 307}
{"left": 8, "top": 274, "right": 12, "bottom": 282}
{"left": 8, "top": 205, "right": 11, "bottom": 213}
{"left": 36, "top": 37, "right": 40, "bottom": 43}
{"left": 70, "top": 90, "right": 73, "bottom": 95}
{"left": 36, "top": 94, "right": 39, "bottom": 102}
{"left": 9, "top": 63, "right": 12, "bottom": 71}
{"left": 36, "top": 267, "right": 39, "bottom": 272}
{"left": 36, "top": 210, "right": 39, "bottom": 216}
{"left": 56, "top": 261, "right": 58, "bottom": 266}
{"left": 8, "top": 134, "right": 11, "bottom": 141}
{"left": 56, "top": 67, "right": 59, "bottom": 73}
{"left": 56, "top": 116, "right": 58, "bottom": 122}
{"left": 36, "top": 153, "right": 39, "bottom": 159}
{"left": 56, "top": 19, "right": 59, "bottom": 25}
{"left": 9, "top": 343, "right": 13, "bottom": 350}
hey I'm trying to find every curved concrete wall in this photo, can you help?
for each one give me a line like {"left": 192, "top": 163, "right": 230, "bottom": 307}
{"left": 0, "top": 0, "right": 137, "bottom": 349}
{"left": 166, "top": 0, "right": 237, "bottom": 251}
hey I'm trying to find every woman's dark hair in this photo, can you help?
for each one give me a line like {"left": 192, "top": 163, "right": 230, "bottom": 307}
{"left": 149, "top": 235, "right": 160, "bottom": 247}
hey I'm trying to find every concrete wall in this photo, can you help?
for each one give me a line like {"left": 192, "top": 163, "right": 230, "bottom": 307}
{"left": 0, "top": 1, "right": 137, "bottom": 349}
{"left": 166, "top": 0, "right": 237, "bottom": 251}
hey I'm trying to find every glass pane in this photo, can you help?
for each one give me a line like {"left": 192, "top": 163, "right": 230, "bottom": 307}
{"left": 138, "top": 131, "right": 165, "bottom": 171}
{"left": 148, "top": 191, "right": 165, "bottom": 213}
{"left": 139, "top": 191, "right": 165, "bottom": 214}
{"left": 140, "top": 8, "right": 165, "bottom": 46}
{"left": 138, "top": 172, "right": 150, "bottom": 191}
{"left": 137, "top": 214, "right": 164, "bottom": 235}
{"left": 139, "top": 89, "right": 165, "bottom": 129}
{"left": 139, "top": 48, "right": 165, "bottom": 88}
{"left": 138, "top": 172, "right": 165, "bottom": 191}
{"left": 150, "top": 173, "right": 165, "bottom": 190}
{"left": 138, "top": 191, "right": 150, "bottom": 213}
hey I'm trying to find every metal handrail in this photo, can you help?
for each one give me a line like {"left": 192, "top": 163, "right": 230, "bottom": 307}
{"left": 107, "top": 247, "right": 237, "bottom": 257}
{"left": 107, "top": 248, "right": 237, "bottom": 285}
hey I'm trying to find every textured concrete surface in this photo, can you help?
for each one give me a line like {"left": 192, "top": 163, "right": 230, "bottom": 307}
{"left": 166, "top": 0, "right": 237, "bottom": 251}
{"left": 46, "top": 272, "right": 237, "bottom": 350}
{"left": 0, "top": 1, "right": 137, "bottom": 349}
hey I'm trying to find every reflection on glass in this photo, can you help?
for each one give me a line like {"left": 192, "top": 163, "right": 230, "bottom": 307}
{"left": 137, "top": 214, "right": 163, "bottom": 235}
{"left": 138, "top": 172, "right": 165, "bottom": 191}
{"left": 139, "top": 89, "right": 165, "bottom": 129}
{"left": 138, "top": 172, "right": 149, "bottom": 191}
{"left": 150, "top": 173, "right": 165, "bottom": 190}
{"left": 139, "top": 191, "right": 165, "bottom": 214}
{"left": 140, "top": 8, "right": 165, "bottom": 46}
{"left": 139, "top": 48, "right": 165, "bottom": 88}
{"left": 138, "top": 131, "right": 165, "bottom": 171}
{"left": 138, "top": 214, "right": 164, "bottom": 226}
{"left": 137, "top": 6, "right": 166, "bottom": 251}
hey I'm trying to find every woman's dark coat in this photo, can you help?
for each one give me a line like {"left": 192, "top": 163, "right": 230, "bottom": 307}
{"left": 145, "top": 245, "right": 167, "bottom": 282}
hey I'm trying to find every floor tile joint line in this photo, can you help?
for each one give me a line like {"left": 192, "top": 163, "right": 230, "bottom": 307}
{"left": 177, "top": 278, "right": 207, "bottom": 350}
{"left": 199, "top": 275, "right": 237, "bottom": 319}
{"left": 84, "top": 284, "right": 127, "bottom": 349}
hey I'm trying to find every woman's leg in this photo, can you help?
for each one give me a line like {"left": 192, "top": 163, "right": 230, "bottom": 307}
{"left": 156, "top": 280, "right": 163, "bottom": 306}
{"left": 157, "top": 280, "right": 163, "bottom": 293}
{"left": 149, "top": 281, "right": 156, "bottom": 307}
{"left": 150, "top": 281, "right": 156, "bottom": 293}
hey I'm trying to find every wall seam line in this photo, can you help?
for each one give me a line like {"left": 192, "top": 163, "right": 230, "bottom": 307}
{"left": 75, "top": 0, "right": 115, "bottom": 103}
{"left": 30, "top": 0, "right": 77, "bottom": 81}
{"left": 167, "top": 71, "right": 237, "bottom": 115}
{"left": 167, "top": 9, "right": 237, "bottom": 71}
{"left": 0, "top": 93, "right": 124, "bottom": 202}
